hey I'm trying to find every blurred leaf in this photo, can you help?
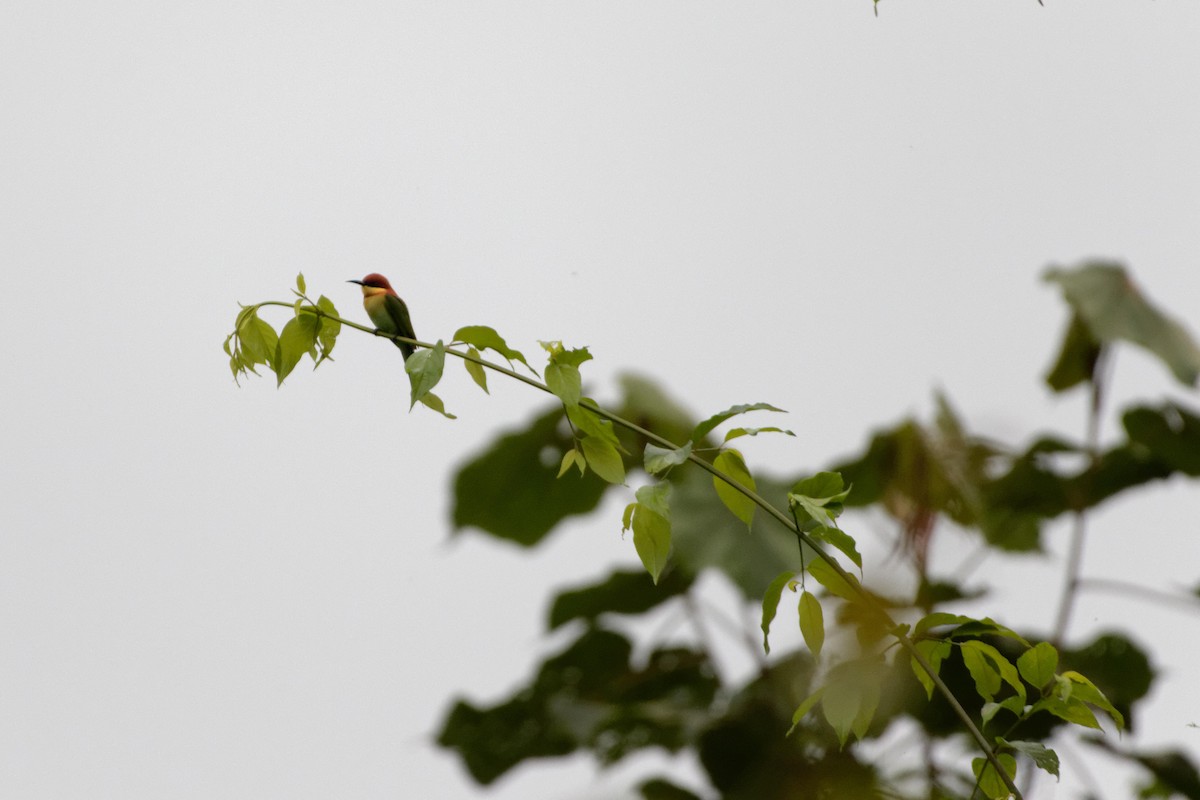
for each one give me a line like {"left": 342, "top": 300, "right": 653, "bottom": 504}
{"left": 713, "top": 449, "right": 756, "bottom": 529}
{"left": 1045, "top": 261, "right": 1200, "bottom": 387}
{"left": 1084, "top": 739, "right": 1200, "bottom": 800}
{"left": 639, "top": 778, "right": 703, "bottom": 800}
{"left": 547, "top": 568, "right": 693, "bottom": 631}
{"left": 1123, "top": 402, "right": 1200, "bottom": 476}
{"left": 1062, "top": 632, "right": 1155, "bottom": 732}
{"left": 453, "top": 407, "right": 607, "bottom": 546}
{"left": 910, "top": 639, "right": 952, "bottom": 700}
{"left": 692, "top": 402, "right": 787, "bottom": 443}
{"left": 1045, "top": 313, "right": 1104, "bottom": 392}
{"left": 670, "top": 471, "right": 804, "bottom": 600}
{"left": 295, "top": 272, "right": 305, "bottom": 294}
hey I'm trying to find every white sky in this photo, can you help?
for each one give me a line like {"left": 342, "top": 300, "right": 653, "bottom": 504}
{"left": 3, "top": 2, "right": 1198, "bottom": 798}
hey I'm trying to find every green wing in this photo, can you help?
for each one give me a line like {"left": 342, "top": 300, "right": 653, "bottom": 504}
{"left": 384, "top": 294, "right": 417, "bottom": 359}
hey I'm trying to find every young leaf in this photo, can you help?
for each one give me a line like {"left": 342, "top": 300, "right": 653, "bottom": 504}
{"left": 315, "top": 295, "right": 340, "bottom": 364}
{"left": 1033, "top": 696, "right": 1101, "bottom": 729}
{"left": 998, "top": 738, "right": 1060, "bottom": 780}
{"left": 418, "top": 391, "right": 457, "bottom": 419}
{"left": 760, "top": 571, "right": 794, "bottom": 655}
{"left": 545, "top": 362, "right": 582, "bottom": 407}
{"left": 581, "top": 436, "right": 626, "bottom": 485}
{"left": 913, "top": 611, "right": 976, "bottom": 637}
{"left": 643, "top": 441, "right": 693, "bottom": 474}
{"left": 459, "top": 346, "right": 487, "bottom": 393}
{"left": 1017, "top": 641, "right": 1058, "bottom": 690}
{"left": 275, "top": 313, "right": 319, "bottom": 386}
{"left": 630, "top": 503, "right": 671, "bottom": 584}
{"left": 557, "top": 448, "right": 580, "bottom": 478}
{"left": 798, "top": 590, "right": 824, "bottom": 658}
{"left": 712, "top": 449, "right": 756, "bottom": 529}
{"left": 406, "top": 340, "right": 447, "bottom": 410}
{"left": 789, "top": 472, "right": 852, "bottom": 530}
{"left": 691, "top": 402, "right": 787, "bottom": 443}
{"left": 295, "top": 272, "right": 306, "bottom": 294}
{"left": 962, "top": 640, "right": 1026, "bottom": 703}
{"left": 787, "top": 687, "right": 825, "bottom": 736}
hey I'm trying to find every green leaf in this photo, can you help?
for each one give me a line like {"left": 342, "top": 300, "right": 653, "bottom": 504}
{"left": 275, "top": 312, "right": 319, "bottom": 385}
{"left": 630, "top": 503, "right": 671, "bottom": 584}
{"left": 1045, "top": 261, "right": 1200, "bottom": 387}
{"left": 545, "top": 362, "right": 582, "bottom": 407}
{"left": 760, "top": 571, "right": 793, "bottom": 655}
{"left": 314, "top": 295, "right": 340, "bottom": 365}
{"left": 557, "top": 448, "right": 580, "bottom": 478}
{"left": 1034, "top": 696, "right": 1101, "bottom": 729}
{"left": 786, "top": 687, "right": 825, "bottom": 736}
{"left": 453, "top": 325, "right": 534, "bottom": 371}
{"left": 237, "top": 311, "right": 279, "bottom": 370}
{"left": 644, "top": 442, "right": 693, "bottom": 474}
{"left": 910, "top": 639, "right": 951, "bottom": 700}
{"left": 691, "top": 402, "right": 787, "bottom": 443}
{"left": 971, "top": 754, "right": 1017, "bottom": 800}
{"left": 565, "top": 401, "right": 621, "bottom": 448}
{"left": 723, "top": 426, "right": 795, "bottom": 442}
{"left": 821, "top": 676, "right": 861, "bottom": 748}
{"left": 809, "top": 525, "right": 863, "bottom": 571}
{"left": 540, "top": 340, "right": 593, "bottom": 369}
{"left": 1017, "top": 642, "right": 1058, "bottom": 690}
{"left": 914, "top": 612, "right": 976, "bottom": 637}
{"left": 806, "top": 556, "right": 861, "bottom": 601}
{"left": 581, "top": 435, "right": 626, "bottom": 485}
{"left": 712, "top": 449, "right": 756, "bottom": 529}
{"left": 406, "top": 339, "right": 447, "bottom": 410}
{"left": 961, "top": 640, "right": 1025, "bottom": 703}
{"left": 798, "top": 590, "right": 824, "bottom": 659}
{"left": 464, "top": 346, "right": 488, "bottom": 393}
{"left": 1045, "top": 313, "right": 1103, "bottom": 391}
{"left": 1061, "top": 670, "right": 1125, "bottom": 729}
{"left": 295, "top": 272, "right": 306, "bottom": 294}
{"left": 788, "top": 472, "right": 852, "bottom": 531}
{"left": 418, "top": 391, "right": 457, "bottom": 419}
{"left": 961, "top": 642, "right": 1002, "bottom": 702}
{"left": 998, "top": 738, "right": 1060, "bottom": 780}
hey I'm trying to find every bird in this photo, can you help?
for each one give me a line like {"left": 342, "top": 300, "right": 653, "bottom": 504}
{"left": 348, "top": 273, "right": 417, "bottom": 361}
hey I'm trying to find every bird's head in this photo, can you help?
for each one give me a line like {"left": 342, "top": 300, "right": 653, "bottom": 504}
{"left": 348, "top": 273, "right": 396, "bottom": 297}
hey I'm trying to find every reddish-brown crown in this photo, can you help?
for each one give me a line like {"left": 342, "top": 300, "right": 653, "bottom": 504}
{"left": 359, "top": 273, "right": 396, "bottom": 292}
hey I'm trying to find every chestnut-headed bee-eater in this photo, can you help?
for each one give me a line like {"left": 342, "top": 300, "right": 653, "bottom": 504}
{"left": 348, "top": 273, "right": 417, "bottom": 360}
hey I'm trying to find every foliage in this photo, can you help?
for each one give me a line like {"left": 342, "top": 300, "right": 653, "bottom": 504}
{"left": 226, "top": 261, "right": 1200, "bottom": 799}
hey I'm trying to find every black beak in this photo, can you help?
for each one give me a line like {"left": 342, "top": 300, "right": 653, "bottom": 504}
{"left": 347, "top": 279, "right": 364, "bottom": 285}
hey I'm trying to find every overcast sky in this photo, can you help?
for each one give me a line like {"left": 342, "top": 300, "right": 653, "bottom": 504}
{"left": 3, "top": 2, "right": 1199, "bottom": 798}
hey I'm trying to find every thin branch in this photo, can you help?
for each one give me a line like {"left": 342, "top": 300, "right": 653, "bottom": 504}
{"left": 280, "top": 304, "right": 1024, "bottom": 799}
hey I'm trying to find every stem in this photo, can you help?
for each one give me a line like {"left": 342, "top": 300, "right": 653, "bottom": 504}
{"left": 1051, "top": 347, "right": 1108, "bottom": 647}
{"left": 284, "top": 305, "right": 1023, "bottom": 799}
